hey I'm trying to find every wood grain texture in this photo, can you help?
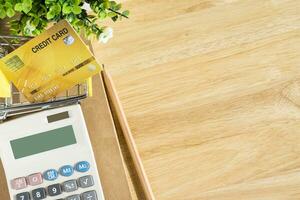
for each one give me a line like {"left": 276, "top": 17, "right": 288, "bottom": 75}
{"left": 81, "top": 74, "right": 132, "bottom": 200}
{"left": 0, "top": 159, "right": 9, "bottom": 199}
{"left": 92, "top": 0, "right": 300, "bottom": 199}
{"left": 103, "top": 70, "right": 155, "bottom": 199}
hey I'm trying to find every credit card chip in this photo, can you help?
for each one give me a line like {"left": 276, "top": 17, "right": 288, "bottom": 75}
{"left": 5, "top": 55, "right": 24, "bottom": 72}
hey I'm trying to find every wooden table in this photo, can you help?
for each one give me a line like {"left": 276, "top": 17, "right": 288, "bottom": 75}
{"left": 1, "top": 1, "right": 299, "bottom": 199}
{"left": 94, "top": 0, "right": 300, "bottom": 199}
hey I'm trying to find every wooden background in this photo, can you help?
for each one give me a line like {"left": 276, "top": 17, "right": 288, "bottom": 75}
{"left": 94, "top": 0, "right": 300, "bottom": 199}
{"left": 0, "top": 0, "right": 299, "bottom": 200}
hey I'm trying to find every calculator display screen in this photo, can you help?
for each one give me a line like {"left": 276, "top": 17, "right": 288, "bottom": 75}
{"left": 10, "top": 125, "right": 77, "bottom": 159}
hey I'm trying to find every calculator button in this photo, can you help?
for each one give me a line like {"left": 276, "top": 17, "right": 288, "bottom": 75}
{"left": 11, "top": 177, "right": 27, "bottom": 190}
{"left": 43, "top": 169, "right": 58, "bottom": 181}
{"left": 48, "top": 184, "right": 62, "bottom": 196}
{"left": 75, "top": 161, "right": 90, "bottom": 172}
{"left": 62, "top": 179, "right": 78, "bottom": 192}
{"left": 65, "top": 194, "right": 81, "bottom": 200}
{"left": 27, "top": 173, "right": 43, "bottom": 186}
{"left": 78, "top": 175, "right": 94, "bottom": 188}
{"left": 59, "top": 165, "right": 74, "bottom": 177}
{"left": 32, "top": 188, "right": 46, "bottom": 200}
{"left": 16, "top": 192, "right": 31, "bottom": 200}
{"left": 82, "top": 190, "right": 98, "bottom": 200}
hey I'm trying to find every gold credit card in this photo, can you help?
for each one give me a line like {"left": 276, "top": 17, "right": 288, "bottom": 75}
{"left": 0, "top": 20, "right": 102, "bottom": 102}
{"left": 0, "top": 69, "right": 11, "bottom": 97}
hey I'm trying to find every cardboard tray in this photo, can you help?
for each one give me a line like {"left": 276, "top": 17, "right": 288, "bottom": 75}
{"left": 0, "top": 70, "right": 154, "bottom": 200}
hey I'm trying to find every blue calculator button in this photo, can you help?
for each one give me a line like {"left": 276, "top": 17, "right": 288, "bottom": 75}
{"left": 59, "top": 165, "right": 74, "bottom": 177}
{"left": 75, "top": 161, "right": 90, "bottom": 172}
{"left": 43, "top": 169, "right": 58, "bottom": 181}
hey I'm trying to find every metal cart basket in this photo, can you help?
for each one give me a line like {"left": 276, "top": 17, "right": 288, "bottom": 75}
{"left": 0, "top": 35, "right": 88, "bottom": 121}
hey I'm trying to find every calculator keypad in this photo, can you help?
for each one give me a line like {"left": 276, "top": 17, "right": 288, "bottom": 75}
{"left": 62, "top": 180, "right": 78, "bottom": 193}
{"left": 48, "top": 183, "right": 62, "bottom": 196}
{"left": 32, "top": 188, "right": 46, "bottom": 200}
{"left": 82, "top": 190, "right": 97, "bottom": 200}
{"left": 43, "top": 169, "right": 58, "bottom": 181}
{"left": 16, "top": 192, "right": 30, "bottom": 200}
{"left": 28, "top": 173, "right": 43, "bottom": 186}
{"left": 78, "top": 175, "right": 94, "bottom": 188}
{"left": 13, "top": 161, "right": 98, "bottom": 200}
{"left": 75, "top": 161, "right": 90, "bottom": 173}
{"left": 12, "top": 177, "right": 27, "bottom": 190}
{"left": 59, "top": 165, "right": 74, "bottom": 177}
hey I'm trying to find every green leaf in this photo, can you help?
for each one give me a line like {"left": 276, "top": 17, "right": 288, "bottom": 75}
{"left": 72, "top": 5, "right": 81, "bottom": 14}
{"left": 21, "top": 15, "right": 28, "bottom": 24}
{"left": 4, "top": 2, "right": 13, "bottom": 9}
{"left": 23, "top": 5, "right": 32, "bottom": 13}
{"left": 98, "top": 11, "right": 106, "bottom": 19}
{"left": 111, "top": 15, "right": 118, "bottom": 22}
{"left": 38, "top": 5, "right": 47, "bottom": 16}
{"left": 46, "top": 11, "right": 55, "bottom": 19}
{"left": 0, "top": 7, "right": 6, "bottom": 19}
{"left": 51, "top": 5, "right": 61, "bottom": 14}
{"left": 103, "top": 1, "right": 110, "bottom": 9}
{"left": 10, "top": 21, "right": 19, "bottom": 29}
{"left": 28, "top": 12, "right": 38, "bottom": 17}
{"left": 122, "top": 10, "right": 129, "bottom": 17}
{"left": 115, "top": 3, "right": 122, "bottom": 10}
{"left": 45, "top": 0, "right": 55, "bottom": 5}
{"left": 6, "top": 7, "right": 15, "bottom": 18}
{"left": 72, "top": 17, "right": 79, "bottom": 24}
{"left": 109, "top": 1, "right": 117, "bottom": 8}
{"left": 32, "top": 29, "right": 41, "bottom": 35}
{"left": 10, "top": 29, "right": 19, "bottom": 35}
{"left": 108, "top": 12, "right": 117, "bottom": 18}
{"left": 32, "top": 17, "right": 39, "bottom": 26}
{"left": 22, "top": 0, "right": 32, "bottom": 7}
{"left": 75, "top": 20, "right": 83, "bottom": 26}
{"left": 14, "top": 3, "right": 23, "bottom": 11}
{"left": 66, "top": 13, "right": 75, "bottom": 22}
{"left": 2, "top": 0, "right": 128, "bottom": 40}
{"left": 75, "top": 0, "right": 81, "bottom": 5}
{"left": 62, "top": 4, "right": 72, "bottom": 14}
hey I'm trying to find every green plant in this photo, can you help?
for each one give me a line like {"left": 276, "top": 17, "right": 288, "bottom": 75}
{"left": 0, "top": 0, "right": 129, "bottom": 41}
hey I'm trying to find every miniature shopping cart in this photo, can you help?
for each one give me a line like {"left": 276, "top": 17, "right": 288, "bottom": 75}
{"left": 0, "top": 35, "right": 88, "bottom": 121}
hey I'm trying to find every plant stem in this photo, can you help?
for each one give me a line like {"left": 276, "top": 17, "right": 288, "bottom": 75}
{"left": 108, "top": 8, "right": 129, "bottom": 18}
{"left": 81, "top": 17, "right": 103, "bottom": 33}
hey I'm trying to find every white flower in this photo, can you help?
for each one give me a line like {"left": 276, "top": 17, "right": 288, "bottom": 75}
{"left": 82, "top": 2, "right": 92, "bottom": 12}
{"left": 98, "top": 27, "right": 113, "bottom": 44}
{"left": 24, "top": 21, "right": 35, "bottom": 36}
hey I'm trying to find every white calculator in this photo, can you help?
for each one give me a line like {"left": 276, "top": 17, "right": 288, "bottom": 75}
{"left": 0, "top": 104, "right": 105, "bottom": 200}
